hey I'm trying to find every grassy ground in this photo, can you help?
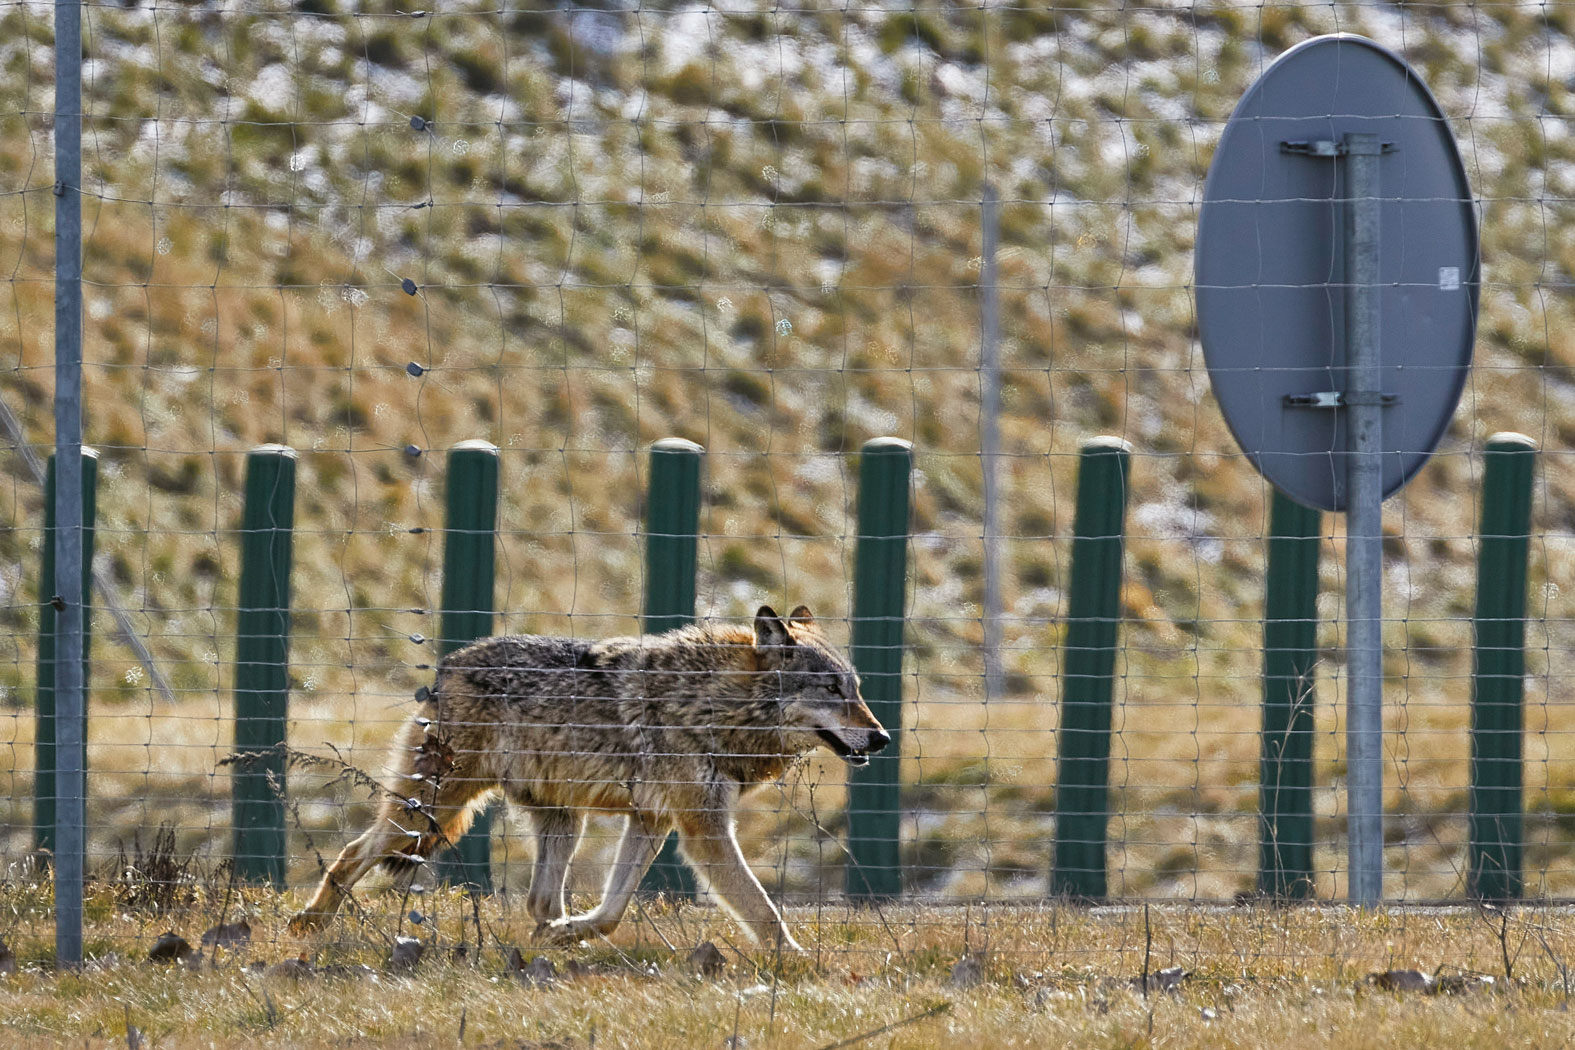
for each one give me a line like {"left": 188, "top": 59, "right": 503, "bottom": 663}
{"left": 2, "top": 2, "right": 1575, "bottom": 900}
{"left": 3, "top": 876, "right": 1575, "bottom": 1049}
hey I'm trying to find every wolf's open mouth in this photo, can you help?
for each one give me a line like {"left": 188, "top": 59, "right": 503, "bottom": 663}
{"left": 816, "top": 728, "right": 870, "bottom": 765}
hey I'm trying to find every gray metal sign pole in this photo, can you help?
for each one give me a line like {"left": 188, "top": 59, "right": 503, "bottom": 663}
{"left": 52, "top": 0, "right": 86, "bottom": 966}
{"left": 1343, "top": 133, "right": 1384, "bottom": 905}
{"left": 1198, "top": 36, "right": 1479, "bottom": 905}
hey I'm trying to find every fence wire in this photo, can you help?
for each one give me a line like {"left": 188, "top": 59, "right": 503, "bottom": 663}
{"left": 1, "top": 0, "right": 1574, "bottom": 966}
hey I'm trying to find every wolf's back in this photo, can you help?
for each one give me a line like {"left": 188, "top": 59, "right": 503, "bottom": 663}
{"left": 439, "top": 634, "right": 595, "bottom": 675}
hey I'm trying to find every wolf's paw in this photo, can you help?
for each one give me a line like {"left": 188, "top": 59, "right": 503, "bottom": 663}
{"left": 286, "top": 909, "right": 332, "bottom": 937}
{"left": 533, "top": 916, "right": 615, "bottom": 946}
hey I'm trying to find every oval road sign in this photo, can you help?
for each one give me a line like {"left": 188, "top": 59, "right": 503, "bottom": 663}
{"left": 1196, "top": 34, "right": 1479, "bottom": 512}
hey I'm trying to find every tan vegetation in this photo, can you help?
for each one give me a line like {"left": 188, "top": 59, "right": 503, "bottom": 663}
{"left": 4, "top": 876, "right": 1575, "bottom": 1049}
{"left": 1, "top": 1, "right": 1574, "bottom": 906}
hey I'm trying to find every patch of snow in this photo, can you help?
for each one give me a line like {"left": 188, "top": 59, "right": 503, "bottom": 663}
{"left": 567, "top": 9, "right": 630, "bottom": 58}
{"left": 794, "top": 455, "right": 842, "bottom": 485}
{"left": 362, "top": 62, "right": 424, "bottom": 109}
{"left": 1131, "top": 490, "right": 1222, "bottom": 564}
{"left": 660, "top": 4, "right": 718, "bottom": 74}
{"left": 247, "top": 63, "right": 295, "bottom": 113}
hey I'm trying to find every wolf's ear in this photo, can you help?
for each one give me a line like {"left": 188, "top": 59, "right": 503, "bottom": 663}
{"left": 754, "top": 605, "right": 794, "bottom": 659}
{"left": 788, "top": 605, "right": 815, "bottom": 627}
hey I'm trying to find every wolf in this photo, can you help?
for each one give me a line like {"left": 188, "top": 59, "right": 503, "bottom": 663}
{"left": 289, "top": 605, "right": 890, "bottom": 950}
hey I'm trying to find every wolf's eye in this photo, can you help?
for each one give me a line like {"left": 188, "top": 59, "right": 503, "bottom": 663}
{"left": 823, "top": 676, "right": 844, "bottom": 697}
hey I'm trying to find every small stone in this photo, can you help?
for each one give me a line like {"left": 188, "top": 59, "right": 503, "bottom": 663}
{"left": 1370, "top": 968, "right": 1434, "bottom": 993}
{"left": 148, "top": 931, "right": 195, "bottom": 965}
{"left": 522, "top": 955, "right": 557, "bottom": 987}
{"left": 1134, "top": 966, "right": 1187, "bottom": 994}
{"left": 389, "top": 936, "right": 425, "bottom": 972}
{"left": 1200, "top": 1006, "right": 1219, "bottom": 1021}
{"left": 1030, "top": 986, "right": 1067, "bottom": 1011}
{"left": 506, "top": 946, "right": 557, "bottom": 986}
{"left": 317, "top": 962, "right": 375, "bottom": 980}
{"left": 200, "top": 920, "right": 252, "bottom": 949}
{"left": 1434, "top": 973, "right": 1494, "bottom": 996}
{"left": 946, "top": 953, "right": 985, "bottom": 989}
{"left": 688, "top": 940, "right": 726, "bottom": 979}
{"left": 265, "top": 957, "right": 313, "bottom": 981}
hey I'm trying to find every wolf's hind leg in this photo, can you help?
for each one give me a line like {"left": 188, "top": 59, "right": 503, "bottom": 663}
{"left": 537, "top": 813, "right": 664, "bottom": 944}
{"left": 525, "top": 806, "right": 584, "bottom": 925}
{"left": 290, "top": 740, "right": 497, "bottom": 934}
{"left": 289, "top": 816, "right": 398, "bottom": 934}
{"left": 677, "top": 819, "right": 801, "bottom": 951}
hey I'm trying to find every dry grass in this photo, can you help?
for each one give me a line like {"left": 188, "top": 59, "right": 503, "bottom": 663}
{"left": 3, "top": 878, "right": 1575, "bottom": 1049}
{"left": 2, "top": 2, "right": 1575, "bottom": 901}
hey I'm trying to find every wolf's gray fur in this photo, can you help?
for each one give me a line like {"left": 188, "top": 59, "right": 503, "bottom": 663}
{"left": 290, "top": 605, "right": 889, "bottom": 949}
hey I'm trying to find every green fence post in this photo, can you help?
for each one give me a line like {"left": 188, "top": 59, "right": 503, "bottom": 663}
{"left": 1051, "top": 437, "right": 1131, "bottom": 901}
{"left": 640, "top": 438, "right": 704, "bottom": 898}
{"left": 432, "top": 440, "right": 501, "bottom": 892}
{"left": 232, "top": 445, "right": 297, "bottom": 886}
{"left": 33, "top": 447, "right": 98, "bottom": 857}
{"left": 1259, "top": 490, "right": 1322, "bottom": 898}
{"left": 1469, "top": 433, "right": 1536, "bottom": 902}
{"left": 845, "top": 437, "right": 912, "bottom": 900}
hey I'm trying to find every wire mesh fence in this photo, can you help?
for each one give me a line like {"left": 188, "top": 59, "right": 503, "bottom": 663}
{"left": 3, "top": 0, "right": 1575, "bottom": 974}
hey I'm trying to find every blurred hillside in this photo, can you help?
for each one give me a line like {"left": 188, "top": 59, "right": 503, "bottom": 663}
{"left": 2, "top": 1, "right": 1575, "bottom": 899}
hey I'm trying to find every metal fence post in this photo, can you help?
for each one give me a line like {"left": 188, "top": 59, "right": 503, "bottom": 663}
{"left": 432, "top": 440, "right": 501, "bottom": 892}
{"left": 1051, "top": 437, "right": 1131, "bottom": 901}
{"left": 640, "top": 438, "right": 704, "bottom": 898}
{"left": 845, "top": 437, "right": 912, "bottom": 899}
{"left": 52, "top": 0, "right": 86, "bottom": 968}
{"left": 1469, "top": 433, "right": 1536, "bottom": 902}
{"left": 1259, "top": 490, "right": 1321, "bottom": 898}
{"left": 232, "top": 445, "right": 297, "bottom": 886}
{"left": 34, "top": 448, "right": 99, "bottom": 857}
{"left": 1342, "top": 131, "right": 1385, "bottom": 905}
{"left": 980, "top": 184, "right": 1004, "bottom": 701}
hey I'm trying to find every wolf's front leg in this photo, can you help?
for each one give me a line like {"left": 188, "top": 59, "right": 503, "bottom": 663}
{"left": 536, "top": 813, "right": 664, "bottom": 944}
{"left": 525, "top": 807, "right": 584, "bottom": 926}
{"left": 677, "top": 819, "right": 802, "bottom": 952}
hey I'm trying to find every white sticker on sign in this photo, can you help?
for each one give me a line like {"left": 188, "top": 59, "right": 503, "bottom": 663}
{"left": 1438, "top": 266, "right": 1460, "bottom": 291}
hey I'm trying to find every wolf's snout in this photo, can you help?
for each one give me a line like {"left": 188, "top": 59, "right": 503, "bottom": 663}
{"left": 868, "top": 728, "right": 892, "bottom": 753}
